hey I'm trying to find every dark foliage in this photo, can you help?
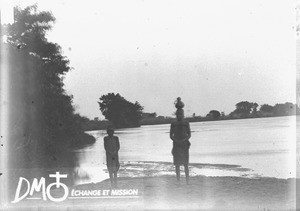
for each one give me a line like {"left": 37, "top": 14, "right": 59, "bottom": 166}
{"left": 207, "top": 110, "right": 221, "bottom": 119}
{"left": 140, "top": 101, "right": 299, "bottom": 126}
{"left": 2, "top": 5, "right": 94, "bottom": 170}
{"left": 230, "top": 101, "right": 258, "bottom": 118}
{"left": 98, "top": 93, "right": 143, "bottom": 128}
{"left": 259, "top": 104, "right": 274, "bottom": 113}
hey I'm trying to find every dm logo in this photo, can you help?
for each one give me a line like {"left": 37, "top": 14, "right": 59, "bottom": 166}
{"left": 12, "top": 172, "right": 69, "bottom": 203}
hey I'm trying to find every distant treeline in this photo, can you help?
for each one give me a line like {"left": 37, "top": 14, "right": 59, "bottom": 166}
{"left": 82, "top": 101, "right": 299, "bottom": 131}
{"left": 141, "top": 101, "right": 300, "bottom": 126}
{"left": 228, "top": 101, "right": 299, "bottom": 118}
{"left": 76, "top": 115, "right": 111, "bottom": 131}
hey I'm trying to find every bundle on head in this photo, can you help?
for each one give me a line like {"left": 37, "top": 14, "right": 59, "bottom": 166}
{"left": 175, "top": 97, "right": 184, "bottom": 109}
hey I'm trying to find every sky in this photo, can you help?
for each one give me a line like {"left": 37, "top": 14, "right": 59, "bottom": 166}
{"left": 1, "top": 0, "right": 297, "bottom": 119}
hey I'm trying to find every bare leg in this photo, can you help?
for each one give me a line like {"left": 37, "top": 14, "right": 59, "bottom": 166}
{"left": 184, "top": 164, "right": 189, "bottom": 184}
{"left": 113, "top": 171, "right": 118, "bottom": 188}
{"left": 109, "top": 171, "right": 114, "bottom": 187}
{"left": 175, "top": 165, "right": 180, "bottom": 181}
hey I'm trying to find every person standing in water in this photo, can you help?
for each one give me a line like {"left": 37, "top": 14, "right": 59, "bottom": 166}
{"left": 104, "top": 126, "right": 120, "bottom": 188}
{"left": 170, "top": 98, "right": 191, "bottom": 184}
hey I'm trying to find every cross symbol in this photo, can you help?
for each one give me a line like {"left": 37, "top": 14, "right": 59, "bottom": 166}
{"left": 49, "top": 172, "right": 68, "bottom": 188}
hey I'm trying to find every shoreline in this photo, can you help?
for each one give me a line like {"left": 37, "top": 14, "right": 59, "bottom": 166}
{"left": 71, "top": 160, "right": 295, "bottom": 186}
{"left": 69, "top": 133, "right": 96, "bottom": 148}
{"left": 83, "top": 115, "right": 298, "bottom": 132}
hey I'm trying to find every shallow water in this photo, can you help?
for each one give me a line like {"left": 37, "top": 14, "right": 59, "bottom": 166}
{"left": 73, "top": 116, "right": 297, "bottom": 185}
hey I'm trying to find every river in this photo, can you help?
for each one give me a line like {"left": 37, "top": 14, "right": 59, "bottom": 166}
{"left": 73, "top": 116, "right": 297, "bottom": 185}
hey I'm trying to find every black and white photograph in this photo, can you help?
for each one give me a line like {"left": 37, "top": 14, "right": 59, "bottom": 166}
{"left": 0, "top": 0, "right": 299, "bottom": 210}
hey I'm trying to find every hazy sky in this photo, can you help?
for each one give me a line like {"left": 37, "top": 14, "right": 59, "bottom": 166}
{"left": 3, "top": 0, "right": 297, "bottom": 119}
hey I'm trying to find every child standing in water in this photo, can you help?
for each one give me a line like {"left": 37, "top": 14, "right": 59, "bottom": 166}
{"left": 104, "top": 126, "right": 120, "bottom": 188}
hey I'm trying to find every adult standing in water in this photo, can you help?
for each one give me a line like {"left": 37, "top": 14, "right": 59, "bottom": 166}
{"left": 104, "top": 125, "right": 120, "bottom": 188}
{"left": 170, "top": 97, "right": 191, "bottom": 184}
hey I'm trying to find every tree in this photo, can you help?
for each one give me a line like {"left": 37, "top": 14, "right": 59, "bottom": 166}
{"left": 259, "top": 104, "right": 274, "bottom": 113}
{"left": 150, "top": 112, "right": 157, "bottom": 118}
{"left": 252, "top": 102, "right": 258, "bottom": 116}
{"left": 98, "top": 93, "right": 143, "bottom": 128}
{"left": 221, "top": 112, "right": 226, "bottom": 119}
{"left": 142, "top": 112, "right": 157, "bottom": 118}
{"left": 2, "top": 5, "right": 93, "bottom": 169}
{"left": 235, "top": 101, "right": 253, "bottom": 114}
{"left": 4, "top": 5, "right": 76, "bottom": 138}
{"left": 230, "top": 101, "right": 258, "bottom": 118}
{"left": 273, "top": 102, "right": 297, "bottom": 116}
{"left": 207, "top": 110, "right": 221, "bottom": 119}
